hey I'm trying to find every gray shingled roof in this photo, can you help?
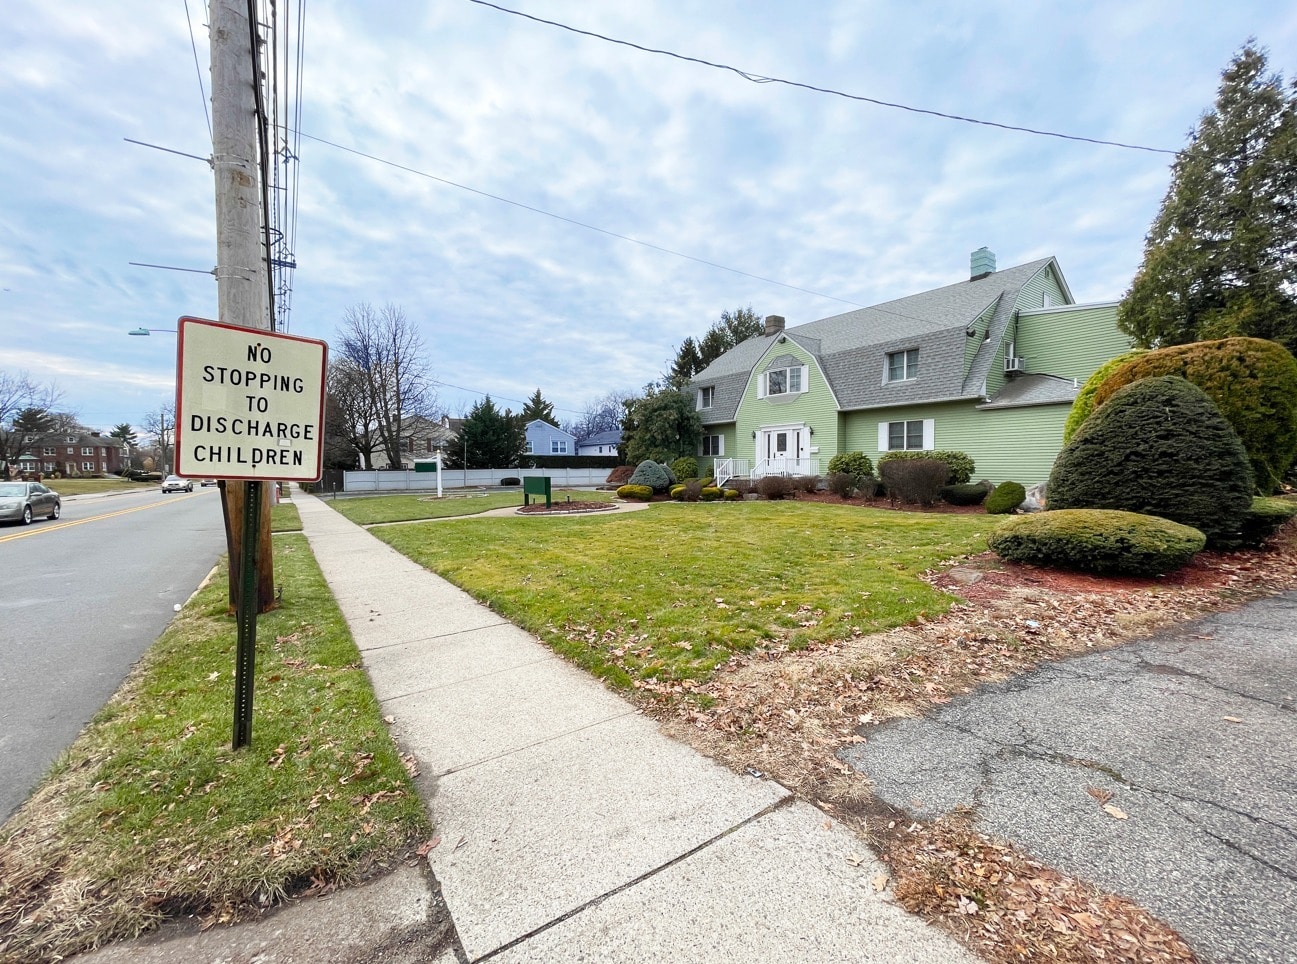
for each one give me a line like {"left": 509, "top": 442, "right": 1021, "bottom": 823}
{"left": 692, "top": 258, "right": 1057, "bottom": 419}
{"left": 978, "top": 373, "right": 1079, "bottom": 409}
{"left": 578, "top": 429, "right": 622, "bottom": 447}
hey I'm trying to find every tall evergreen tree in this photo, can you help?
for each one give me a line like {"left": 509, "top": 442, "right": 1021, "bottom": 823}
{"left": 1119, "top": 44, "right": 1297, "bottom": 354}
{"left": 667, "top": 306, "right": 763, "bottom": 386}
{"left": 621, "top": 387, "right": 703, "bottom": 464}
{"left": 449, "top": 396, "right": 526, "bottom": 469}
{"left": 520, "top": 388, "right": 556, "bottom": 426}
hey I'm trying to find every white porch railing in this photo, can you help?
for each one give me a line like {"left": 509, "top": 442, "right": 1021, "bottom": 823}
{"left": 713, "top": 458, "right": 748, "bottom": 487}
{"left": 752, "top": 457, "right": 821, "bottom": 479}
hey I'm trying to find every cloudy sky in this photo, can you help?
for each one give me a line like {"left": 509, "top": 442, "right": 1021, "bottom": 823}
{"left": 3, "top": 1, "right": 1294, "bottom": 434}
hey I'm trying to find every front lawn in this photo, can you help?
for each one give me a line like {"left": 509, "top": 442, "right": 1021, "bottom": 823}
{"left": 373, "top": 501, "right": 997, "bottom": 688}
{"left": 326, "top": 489, "right": 614, "bottom": 526}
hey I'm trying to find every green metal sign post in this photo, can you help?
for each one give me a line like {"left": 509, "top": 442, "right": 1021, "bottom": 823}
{"left": 232, "top": 479, "right": 262, "bottom": 749}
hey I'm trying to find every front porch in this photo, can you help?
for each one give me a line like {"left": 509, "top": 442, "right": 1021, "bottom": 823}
{"left": 713, "top": 457, "right": 823, "bottom": 488}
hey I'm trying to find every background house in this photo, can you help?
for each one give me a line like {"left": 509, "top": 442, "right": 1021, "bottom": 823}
{"left": 19, "top": 431, "right": 127, "bottom": 477}
{"left": 689, "top": 249, "right": 1132, "bottom": 486}
{"left": 370, "top": 415, "right": 459, "bottom": 470}
{"left": 524, "top": 419, "right": 576, "bottom": 457}
{"left": 576, "top": 429, "right": 622, "bottom": 457}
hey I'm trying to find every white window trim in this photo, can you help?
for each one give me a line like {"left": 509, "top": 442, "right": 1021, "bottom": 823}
{"left": 884, "top": 349, "right": 919, "bottom": 384}
{"left": 757, "top": 364, "right": 809, "bottom": 399}
{"left": 877, "top": 419, "right": 935, "bottom": 452}
{"left": 701, "top": 434, "right": 724, "bottom": 457}
{"left": 697, "top": 386, "right": 715, "bottom": 409}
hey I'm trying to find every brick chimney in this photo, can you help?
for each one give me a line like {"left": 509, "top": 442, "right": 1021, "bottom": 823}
{"left": 970, "top": 247, "right": 996, "bottom": 281}
{"left": 764, "top": 314, "right": 785, "bottom": 337}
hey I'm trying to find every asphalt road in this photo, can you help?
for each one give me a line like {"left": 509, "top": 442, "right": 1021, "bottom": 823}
{"left": 840, "top": 593, "right": 1297, "bottom": 964}
{"left": 0, "top": 487, "right": 227, "bottom": 821}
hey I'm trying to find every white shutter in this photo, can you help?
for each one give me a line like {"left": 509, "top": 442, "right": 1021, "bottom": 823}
{"left": 800, "top": 365, "right": 809, "bottom": 391}
{"left": 756, "top": 373, "right": 766, "bottom": 398}
{"left": 878, "top": 422, "right": 890, "bottom": 451}
{"left": 922, "top": 419, "right": 935, "bottom": 450}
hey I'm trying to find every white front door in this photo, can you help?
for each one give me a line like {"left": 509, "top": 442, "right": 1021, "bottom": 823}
{"left": 760, "top": 427, "right": 805, "bottom": 472}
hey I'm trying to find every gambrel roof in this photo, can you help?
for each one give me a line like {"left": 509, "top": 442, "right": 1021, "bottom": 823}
{"left": 691, "top": 257, "right": 1065, "bottom": 422}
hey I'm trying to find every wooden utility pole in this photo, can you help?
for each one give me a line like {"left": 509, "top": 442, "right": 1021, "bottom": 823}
{"left": 210, "top": 0, "right": 275, "bottom": 614}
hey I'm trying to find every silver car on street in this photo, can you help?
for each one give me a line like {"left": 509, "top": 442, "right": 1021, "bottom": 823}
{"left": 0, "top": 481, "right": 62, "bottom": 525}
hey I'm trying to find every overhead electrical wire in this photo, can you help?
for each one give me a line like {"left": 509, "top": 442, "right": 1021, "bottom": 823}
{"left": 465, "top": 0, "right": 1182, "bottom": 157}
{"left": 295, "top": 130, "right": 870, "bottom": 310}
{"left": 182, "top": 0, "right": 212, "bottom": 141}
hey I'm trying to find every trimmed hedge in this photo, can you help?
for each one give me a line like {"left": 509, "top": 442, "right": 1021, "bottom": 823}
{"left": 985, "top": 481, "right": 1026, "bottom": 514}
{"left": 1062, "top": 349, "right": 1146, "bottom": 444}
{"left": 616, "top": 484, "right": 653, "bottom": 501}
{"left": 877, "top": 450, "right": 975, "bottom": 484}
{"left": 1212, "top": 496, "right": 1297, "bottom": 551}
{"left": 826, "top": 451, "right": 874, "bottom": 480}
{"left": 1085, "top": 337, "right": 1297, "bottom": 494}
{"left": 628, "top": 460, "right": 672, "bottom": 492}
{"left": 722, "top": 488, "right": 741, "bottom": 501}
{"left": 756, "top": 475, "right": 796, "bottom": 500}
{"left": 941, "top": 482, "right": 991, "bottom": 506}
{"left": 525, "top": 455, "right": 620, "bottom": 469}
{"left": 700, "top": 486, "right": 723, "bottom": 501}
{"left": 826, "top": 471, "right": 857, "bottom": 498}
{"left": 1049, "top": 376, "right": 1253, "bottom": 546}
{"left": 988, "top": 509, "right": 1206, "bottom": 576}
{"left": 671, "top": 456, "right": 698, "bottom": 480}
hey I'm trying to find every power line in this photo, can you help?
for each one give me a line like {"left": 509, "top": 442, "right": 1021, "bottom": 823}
{"left": 295, "top": 130, "right": 870, "bottom": 309}
{"left": 433, "top": 380, "right": 586, "bottom": 417}
{"left": 466, "top": 0, "right": 1182, "bottom": 157}
{"left": 182, "top": 0, "right": 212, "bottom": 141}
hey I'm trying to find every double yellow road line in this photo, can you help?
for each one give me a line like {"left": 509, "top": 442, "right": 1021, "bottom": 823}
{"left": 0, "top": 492, "right": 204, "bottom": 544}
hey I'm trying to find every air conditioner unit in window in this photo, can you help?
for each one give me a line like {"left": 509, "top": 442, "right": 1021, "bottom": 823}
{"left": 1004, "top": 356, "right": 1026, "bottom": 374}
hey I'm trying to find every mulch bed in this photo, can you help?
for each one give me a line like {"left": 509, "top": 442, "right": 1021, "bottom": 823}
{"left": 516, "top": 500, "right": 617, "bottom": 515}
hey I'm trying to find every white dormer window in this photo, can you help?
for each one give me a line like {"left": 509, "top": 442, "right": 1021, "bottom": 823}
{"left": 759, "top": 365, "right": 806, "bottom": 398}
{"left": 886, "top": 349, "right": 919, "bottom": 383}
{"left": 697, "top": 386, "right": 715, "bottom": 409}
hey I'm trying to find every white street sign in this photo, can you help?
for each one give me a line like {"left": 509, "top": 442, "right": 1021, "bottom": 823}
{"left": 175, "top": 316, "right": 328, "bottom": 482}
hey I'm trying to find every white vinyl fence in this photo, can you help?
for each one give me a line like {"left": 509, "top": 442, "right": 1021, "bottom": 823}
{"left": 342, "top": 466, "right": 611, "bottom": 492}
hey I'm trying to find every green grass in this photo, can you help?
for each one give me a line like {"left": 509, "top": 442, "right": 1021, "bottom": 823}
{"left": 270, "top": 501, "right": 302, "bottom": 532}
{"left": 0, "top": 535, "right": 430, "bottom": 963}
{"left": 326, "top": 489, "right": 614, "bottom": 525}
{"left": 42, "top": 478, "right": 153, "bottom": 497}
{"left": 374, "top": 502, "right": 999, "bottom": 688}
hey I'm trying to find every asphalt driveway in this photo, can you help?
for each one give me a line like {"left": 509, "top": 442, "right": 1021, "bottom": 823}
{"left": 839, "top": 592, "right": 1297, "bottom": 964}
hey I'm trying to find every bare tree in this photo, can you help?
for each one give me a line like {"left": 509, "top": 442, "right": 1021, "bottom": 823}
{"left": 565, "top": 389, "right": 634, "bottom": 442}
{"left": 0, "top": 370, "right": 63, "bottom": 478}
{"left": 143, "top": 403, "right": 176, "bottom": 475}
{"left": 326, "top": 358, "right": 381, "bottom": 469}
{"left": 336, "top": 303, "right": 437, "bottom": 469}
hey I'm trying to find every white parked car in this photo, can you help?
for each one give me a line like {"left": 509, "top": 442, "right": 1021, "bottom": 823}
{"left": 161, "top": 475, "right": 194, "bottom": 493}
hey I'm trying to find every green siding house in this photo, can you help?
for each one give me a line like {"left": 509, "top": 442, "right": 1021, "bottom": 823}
{"left": 689, "top": 249, "right": 1132, "bottom": 486}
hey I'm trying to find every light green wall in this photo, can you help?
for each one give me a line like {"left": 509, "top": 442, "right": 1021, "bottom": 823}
{"left": 962, "top": 301, "right": 1000, "bottom": 376}
{"left": 699, "top": 424, "right": 738, "bottom": 476}
{"left": 841, "top": 400, "right": 1070, "bottom": 484}
{"left": 1015, "top": 303, "right": 1132, "bottom": 382}
{"left": 733, "top": 339, "right": 841, "bottom": 462}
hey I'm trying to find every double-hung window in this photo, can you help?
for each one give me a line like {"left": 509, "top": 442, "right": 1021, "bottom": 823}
{"left": 701, "top": 435, "right": 723, "bottom": 456}
{"left": 886, "top": 349, "right": 919, "bottom": 383}
{"left": 879, "top": 419, "right": 933, "bottom": 452}
{"left": 551, "top": 440, "right": 568, "bottom": 454}
{"left": 697, "top": 386, "right": 715, "bottom": 409}
{"left": 760, "top": 364, "right": 806, "bottom": 398}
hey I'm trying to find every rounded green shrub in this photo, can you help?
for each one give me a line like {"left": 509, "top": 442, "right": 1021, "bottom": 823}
{"left": 616, "top": 483, "right": 653, "bottom": 501}
{"left": 1062, "top": 349, "right": 1146, "bottom": 444}
{"left": 986, "top": 481, "right": 1026, "bottom": 514}
{"left": 499, "top": 477, "right": 521, "bottom": 486}
{"left": 700, "top": 486, "right": 722, "bottom": 501}
{"left": 756, "top": 475, "right": 795, "bottom": 500}
{"left": 941, "top": 482, "right": 991, "bottom": 506}
{"left": 722, "top": 488, "right": 741, "bottom": 501}
{"left": 877, "top": 450, "right": 975, "bottom": 484}
{"left": 1211, "top": 496, "right": 1297, "bottom": 550}
{"left": 628, "top": 460, "right": 671, "bottom": 492}
{"left": 988, "top": 509, "right": 1205, "bottom": 576}
{"left": 827, "top": 451, "right": 873, "bottom": 479}
{"left": 671, "top": 456, "right": 698, "bottom": 480}
{"left": 1084, "top": 338, "right": 1297, "bottom": 493}
{"left": 1049, "top": 376, "right": 1253, "bottom": 546}
{"left": 668, "top": 484, "right": 686, "bottom": 500}
{"left": 826, "top": 471, "right": 857, "bottom": 498}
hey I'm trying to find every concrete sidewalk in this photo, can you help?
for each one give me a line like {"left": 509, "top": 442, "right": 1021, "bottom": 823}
{"left": 84, "top": 489, "right": 973, "bottom": 963}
